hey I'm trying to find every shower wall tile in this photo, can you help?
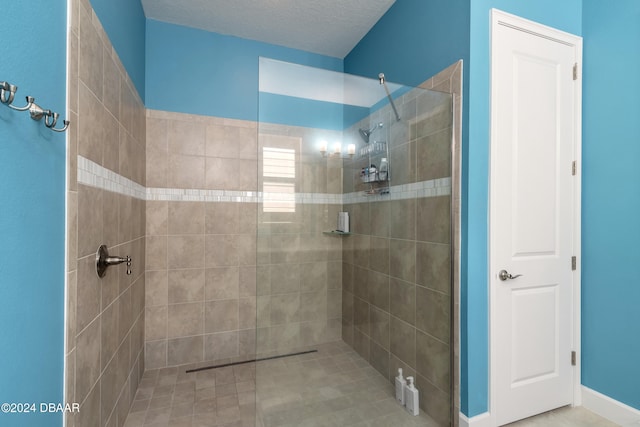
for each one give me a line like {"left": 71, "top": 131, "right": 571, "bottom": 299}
{"left": 206, "top": 267, "right": 240, "bottom": 300}
{"left": 342, "top": 61, "right": 461, "bottom": 426}
{"left": 416, "top": 242, "right": 451, "bottom": 294}
{"left": 167, "top": 336, "right": 204, "bottom": 366}
{"left": 167, "top": 268, "right": 205, "bottom": 303}
{"left": 67, "top": 1, "right": 146, "bottom": 424}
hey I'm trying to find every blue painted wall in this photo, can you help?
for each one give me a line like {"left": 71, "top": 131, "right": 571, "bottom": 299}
{"left": 582, "top": 0, "right": 640, "bottom": 411}
{"left": 466, "top": 0, "right": 582, "bottom": 417}
{"left": 0, "top": 2, "right": 66, "bottom": 426}
{"left": 146, "top": 19, "right": 343, "bottom": 122}
{"left": 90, "top": 0, "right": 146, "bottom": 98}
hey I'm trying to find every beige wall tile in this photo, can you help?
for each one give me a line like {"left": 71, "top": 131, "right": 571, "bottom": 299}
{"left": 146, "top": 236, "right": 167, "bottom": 271}
{"left": 270, "top": 294, "right": 300, "bottom": 325}
{"left": 368, "top": 270, "right": 389, "bottom": 312}
{"left": 299, "top": 291, "right": 326, "bottom": 322}
{"left": 370, "top": 340, "right": 390, "bottom": 379}
{"left": 168, "top": 119, "right": 205, "bottom": 156}
{"left": 205, "top": 235, "right": 239, "bottom": 267}
{"left": 417, "top": 127, "right": 452, "bottom": 182}
{"left": 146, "top": 201, "right": 168, "bottom": 236}
{"left": 168, "top": 268, "right": 205, "bottom": 303}
{"left": 145, "top": 306, "right": 167, "bottom": 341}
{"left": 416, "top": 331, "right": 450, "bottom": 393}
{"left": 369, "top": 306, "right": 390, "bottom": 350}
{"left": 204, "top": 332, "right": 238, "bottom": 361}
{"left": 239, "top": 266, "right": 256, "bottom": 297}
{"left": 389, "top": 239, "right": 416, "bottom": 283}
{"left": 416, "top": 286, "right": 450, "bottom": 343}
{"left": 101, "top": 300, "right": 120, "bottom": 370}
{"left": 167, "top": 235, "right": 205, "bottom": 269}
{"left": 205, "top": 299, "right": 239, "bottom": 333}
{"left": 390, "top": 317, "right": 416, "bottom": 369}
{"left": 390, "top": 199, "right": 416, "bottom": 240}
{"left": 167, "top": 336, "right": 204, "bottom": 366}
{"left": 76, "top": 254, "right": 101, "bottom": 333}
{"left": 270, "top": 264, "right": 301, "bottom": 295}
{"left": 78, "top": 6, "right": 103, "bottom": 100}
{"left": 78, "top": 82, "right": 105, "bottom": 166}
{"left": 205, "top": 202, "right": 238, "bottom": 235}
{"left": 77, "top": 184, "right": 103, "bottom": 258}
{"left": 168, "top": 302, "right": 204, "bottom": 338}
{"left": 416, "top": 242, "right": 451, "bottom": 294}
{"left": 390, "top": 278, "right": 416, "bottom": 326}
{"left": 205, "top": 267, "right": 240, "bottom": 300}
{"left": 145, "top": 341, "right": 167, "bottom": 370}
{"left": 369, "top": 236, "right": 389, "bottom": 275}
{"left": 168, "top": 154, "right": 205, "bottom": 189}
{"left": 168, "top": 202, "right": 205, "bottom": 235}
{"left": 75, "top": 317, "right": 101, "bottom": 403}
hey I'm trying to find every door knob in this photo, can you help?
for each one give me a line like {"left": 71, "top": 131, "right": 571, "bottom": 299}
{"left": 498, "top": 269, "right": 523, "bottom": 281}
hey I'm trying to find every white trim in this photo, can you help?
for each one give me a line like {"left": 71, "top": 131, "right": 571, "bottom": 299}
{"left": 488, "top": 8, "right": 583, "bottom": 426}
{"left": 459, "top": 412, "right": 492, "bottom": 427}
{"left": 582, "top": 386, "right": 640, "bottom": 427}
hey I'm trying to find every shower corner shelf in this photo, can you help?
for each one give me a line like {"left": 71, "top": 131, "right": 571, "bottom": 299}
{"left": 323, "top": 230, "right": 352, "bottom": 236}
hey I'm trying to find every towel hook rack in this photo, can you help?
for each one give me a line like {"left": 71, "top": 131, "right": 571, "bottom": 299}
{"left": 0, "top": 80, "right": 70, "bottom": 133}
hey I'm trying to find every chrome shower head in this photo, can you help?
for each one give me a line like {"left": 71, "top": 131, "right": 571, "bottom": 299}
{"left": 358, "top": 123, "right": 383, "bottom": 143}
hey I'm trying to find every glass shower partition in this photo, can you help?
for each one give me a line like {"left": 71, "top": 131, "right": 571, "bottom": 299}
{"left": 256, "top": 58, "right": 454, "bottom": 427}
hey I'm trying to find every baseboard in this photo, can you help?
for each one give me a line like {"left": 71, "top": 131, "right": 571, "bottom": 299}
{"left": 459, "top": 412, "right": 492, "bottom": 427}
{"left": 582, "top": 386, "right": 640, "bottom": 426}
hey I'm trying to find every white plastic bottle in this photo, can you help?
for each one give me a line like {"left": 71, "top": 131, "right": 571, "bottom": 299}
{"left": 395, "top": 368, "right": 405, "bottom": 405}
{"left": 379, "top": 158, "right": 389, "bottom": 181}
{"left": 404, "top": 376, "right": 419, "bottom": 416}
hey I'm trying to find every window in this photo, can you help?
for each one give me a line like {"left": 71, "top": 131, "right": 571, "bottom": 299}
{"left": 262, "top": 147, "right": 295, "bottom": 213}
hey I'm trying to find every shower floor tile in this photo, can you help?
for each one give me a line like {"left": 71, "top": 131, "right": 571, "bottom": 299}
{"left": 124, "top": 341, "right": 439, "bottom": 427}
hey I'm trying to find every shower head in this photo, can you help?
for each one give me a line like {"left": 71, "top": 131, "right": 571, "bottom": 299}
{"left": 358, "top": 123, "right": 383, "bottom": 143}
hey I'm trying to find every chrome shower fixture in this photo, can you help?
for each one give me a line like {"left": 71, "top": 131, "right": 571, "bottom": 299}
{"left": 358, "top": 122, "right": 383, "bottom": 143}
{"left": 379, "top": 73, "right": 401, "bottom": 122}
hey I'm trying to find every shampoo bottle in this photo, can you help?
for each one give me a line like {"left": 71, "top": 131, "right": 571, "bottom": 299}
{"left": 395, "top": 368, "right": 405, "bottom": 405}
{"left": 404, "top": 376, "right": 419, "bottom": 416}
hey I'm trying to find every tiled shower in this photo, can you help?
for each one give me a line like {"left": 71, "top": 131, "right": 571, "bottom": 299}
{"left": 66, "top": 1, "right": 460, "bottom": 426}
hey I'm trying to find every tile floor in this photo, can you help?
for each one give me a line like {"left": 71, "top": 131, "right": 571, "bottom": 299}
{"left": 505, "top": 405, "right": 619, "bottom": 427}
{"left": 124, "top": 341, "right": 439, "bottom": 427}
{"left": 124, "top": 340, "right": 618, "bottom": 427}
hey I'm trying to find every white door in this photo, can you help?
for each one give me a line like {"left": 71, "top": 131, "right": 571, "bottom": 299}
{"left": 490, "top": 10, "right": 582, "bottom": 426}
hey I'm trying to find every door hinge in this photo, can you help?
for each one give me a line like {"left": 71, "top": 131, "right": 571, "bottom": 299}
{"left": 573, "top": 63, "right": 578, "bottom": 80}
{"left": 571, "top": 351, "right": 577, "bottom": 366}
{"left": 572, "top": 161, "right": 577, "bottom": 176}
{"left": 571, "top": 256, "right": 577, "bottom": 271}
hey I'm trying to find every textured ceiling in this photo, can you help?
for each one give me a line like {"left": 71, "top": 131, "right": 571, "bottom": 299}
{"left": 141, "top": 0, "right": 396, "bottom": 58}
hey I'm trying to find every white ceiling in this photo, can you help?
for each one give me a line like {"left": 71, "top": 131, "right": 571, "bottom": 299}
{"left": 141, "top": 0, "right": 396, "bottom": 58}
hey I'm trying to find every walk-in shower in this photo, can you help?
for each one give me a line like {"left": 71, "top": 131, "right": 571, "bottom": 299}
{"left": 256, "top": 58, "right": 456, "bottom": 426}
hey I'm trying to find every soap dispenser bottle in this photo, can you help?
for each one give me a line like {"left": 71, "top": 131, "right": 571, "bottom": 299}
{"left": 395, "top": 368, "right": 405, "bottom": 405}
{"left": 404, "top": 376, "right": 420, "bottom": 416}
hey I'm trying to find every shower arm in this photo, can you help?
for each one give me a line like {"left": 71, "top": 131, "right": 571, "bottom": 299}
{"left": 379, "top": 73, "right": 401, "bottom": 122}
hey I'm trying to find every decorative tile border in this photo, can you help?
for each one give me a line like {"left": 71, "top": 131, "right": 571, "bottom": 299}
{"left": 78, "top": 155, "right": 451, "bottom": 204}
{"left": 78, "top": 156, "right": 146, "bottom": 200}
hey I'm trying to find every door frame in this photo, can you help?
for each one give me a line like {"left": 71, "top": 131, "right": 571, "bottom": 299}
{"left": 488, "top": 8, "right": 583, "bottom": 425}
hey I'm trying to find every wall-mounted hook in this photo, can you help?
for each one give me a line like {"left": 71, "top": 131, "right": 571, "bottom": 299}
{"left": 49, "top": 119, "right": 70, "bottom": 133}
{"left": 0, "top": 81, "right": 17, "bottom": 105}
{"left": 8, "top": 95, "right": 34, "bottom": 112}
{"left": 28, "top": 102, "right": 70, "bottom": 132}
{"left": 43, "top": 111, "right": 70, "bottom": 132}
{"left": 1, "top": 79, "right": 69, "bottom": 132}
